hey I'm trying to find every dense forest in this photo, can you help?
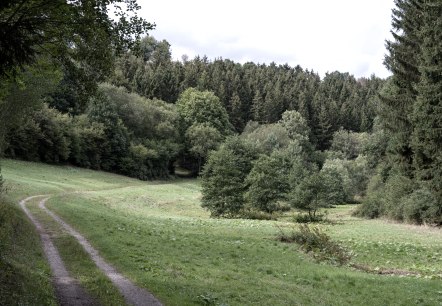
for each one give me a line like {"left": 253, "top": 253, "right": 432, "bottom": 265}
{"left": 0, "top": 36, "right": 385, "bottom": 178}
{"left": 0, "top": 0, "right": 441, "bottom": 225}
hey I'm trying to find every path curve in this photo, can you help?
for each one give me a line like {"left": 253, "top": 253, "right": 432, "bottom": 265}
{"left": 19, "top": 196, "right": 96, "bottom": 306}
{"left": 39, "top": 197, "right": 163, "bottom": 306}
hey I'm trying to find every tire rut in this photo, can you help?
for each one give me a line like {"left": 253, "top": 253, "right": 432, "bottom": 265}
{"left": 20, "top": 196, "right": 97, "bottom": 306}
{"left": 39, "top": 197, "right": 163, "bottom": 306}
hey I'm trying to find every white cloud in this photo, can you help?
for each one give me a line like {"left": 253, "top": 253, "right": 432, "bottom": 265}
{"left": 139, "top": 0, "right": 395, "bottom": 78}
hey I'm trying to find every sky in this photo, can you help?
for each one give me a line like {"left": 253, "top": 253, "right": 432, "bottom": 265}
{"left": 139, "top": 0, "right": 395, "bottom": 79}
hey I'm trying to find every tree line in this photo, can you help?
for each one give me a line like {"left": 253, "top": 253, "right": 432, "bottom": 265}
{"left": 0, "top": 30, "right": 385, "bottom": 180}
{"left": 1, "top": 0, "right": 440, "bottom": 225}
{"left": 108, "top": 37, "right": 384, "bottom": 149}
{"left": 355, "top": 0, "right": 442, "bottom": 225}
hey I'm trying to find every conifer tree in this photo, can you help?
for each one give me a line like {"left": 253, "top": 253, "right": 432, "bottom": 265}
{"left": 411, "top": 0, "right": 442, "bottom": 217}
{"left": 381, "top": 0, "right": 424, "bottom": 176}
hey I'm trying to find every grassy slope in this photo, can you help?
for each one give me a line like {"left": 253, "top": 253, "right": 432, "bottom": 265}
{"left": 1, "top": 159, "right": 442, "bottom": 305}
{"left": 0, "top": 196, "right": 55, "bottom": 305}
{"left": 0, "top": 160, "right": 139, "bottom": 305}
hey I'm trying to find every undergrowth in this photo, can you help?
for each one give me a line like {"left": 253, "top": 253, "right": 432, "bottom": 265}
{"left": 278, "top": 224, "right": 352, "bottom": 266}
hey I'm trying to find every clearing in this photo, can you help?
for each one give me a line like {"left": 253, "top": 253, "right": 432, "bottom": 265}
{"left": 1, "top": 159, "right": 441, "bottom": 305}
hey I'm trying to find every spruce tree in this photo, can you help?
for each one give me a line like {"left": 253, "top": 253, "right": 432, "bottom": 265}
{"left": 411, "top": 0, "right": 442, "bottom": 219}
{"left": 381, "top": 0, "right": 424, "bottom": 176}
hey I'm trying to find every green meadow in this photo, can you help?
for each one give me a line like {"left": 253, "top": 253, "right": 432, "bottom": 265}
{"left": 1, "top": 159, "right": 441, "bottom": 305}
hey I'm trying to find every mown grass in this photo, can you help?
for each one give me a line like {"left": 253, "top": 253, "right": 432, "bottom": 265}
{"left": 2, "top": 159, "right": 442, "bottom": 305}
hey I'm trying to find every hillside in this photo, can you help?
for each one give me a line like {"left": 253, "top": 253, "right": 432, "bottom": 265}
{"left": 1, "top": 159, "right": 441, "bottom": 305}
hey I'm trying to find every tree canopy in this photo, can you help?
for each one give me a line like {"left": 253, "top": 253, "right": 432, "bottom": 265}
{"left": 0, "top": 0, "right": 153, "bottom": 77}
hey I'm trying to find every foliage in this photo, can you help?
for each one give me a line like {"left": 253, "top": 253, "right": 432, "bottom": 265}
{"left": 356, "top": 172, "right": 415, "bottom": 222}
{"left": 69, "top": 115, "right": 106, "bottom": 169}
{"left": 402, "top": 187, "right": 441, "bottom": 225}
{"left": 186, "top": 123, "right": 223, "bottom": 172}
{"left": 176, "top": 88, "right": 233, "bottom": 174}
{"left": 177, "top": 88, "right": 233, "bottom": 135}
{"left": 330, "top": 128, "right": 369, "bottom": 160}
{"left": 239, "top": 209, "right": 277, "bottom": 220}
{"left": 279, "top": 110, "right": 311, "bottom": 144}
{"left": 201, "top": 137, "right": 258, "bottom": 217}
{"left": 4, "top": 84, "right": 182, "bottom": 180}
{"left": 357, "top": 0, "right": 442, "bottom": 224}
{"left": 322, "top": 156, "right": 370, "bottom": 201}
{"left": 361, "top": 119, "right": 388, "bottom": 169}
{"left": 5, "top": 104, "right": 73, "bottom": 163}
{"left": 241, "top": 122, "right": 291, "bottom": 155}
{"left": 0, "top": 0, "right": 153, "bottom": 77}
{"left": 0, "top": 58, "right": 62, "bottom": 151}
{"left": 244, "top": 150, "right": 292, "bottom": 213}
{"left": 114, "top": 48, "right": 384, "bottom": 150}
{"left": 321, "top": 159, "right": 352, "bottom": 201}
{"left": 290, "top": 169, "right": 345, "bottom": 219}
{"left": 278, "top": 224, "right": 352, "bottom": 265}
{"left": 410, "top": 0, "right": 442, "bottom": 221}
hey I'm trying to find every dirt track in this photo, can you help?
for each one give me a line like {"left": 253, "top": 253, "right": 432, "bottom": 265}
{"left": 20, "top": 196, "right": 96, "bottom": 305}
{"left": 20, "top": 196, "right": 162, "bottom": 306}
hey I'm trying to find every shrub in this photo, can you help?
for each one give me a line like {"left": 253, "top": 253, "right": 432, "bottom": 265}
{"left": 353, "top": 195, "right": 382, "bottom": 219}
{"left": 278, "top": 224, "right": 351, "bottom": 265}
{"left": 240, "top": 210, "right": 276, "bottom": 220}
{"left": 403, "top": 187, "right": 441, "bottom": 225}
{"left": 382, "top": 174, "right": 414, "bottom": 221}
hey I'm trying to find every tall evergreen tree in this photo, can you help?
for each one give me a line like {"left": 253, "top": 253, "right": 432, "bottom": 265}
{"left": 381, "top": 0, "right": 424, "bottom": 176}
{"left": 411, "top": 0, "right": 442, "bottom": 218}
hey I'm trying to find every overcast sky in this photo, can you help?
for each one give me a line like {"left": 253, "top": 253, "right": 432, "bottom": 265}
{"left": 139, "top": 0, "right": 395, "bottom": 78}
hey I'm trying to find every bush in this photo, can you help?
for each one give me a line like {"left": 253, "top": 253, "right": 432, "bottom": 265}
{"left": 240, "top": 210, "right": 277, "bottom": 220}
{"left": 382, "top": 174, "right": 414, "bottom": 221}
{"left": 353, "top": 195, "right": 382, "bottom": 219}
{"left": 403, "top": 187, "right": 441, "bottom": 225}
{"left": 278, "top": 224, "right": 351, "bottom": 265}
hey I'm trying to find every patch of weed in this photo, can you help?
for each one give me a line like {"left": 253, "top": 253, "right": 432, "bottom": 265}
{"left": 278, "top": 224, "right": 352, "bottom": 265}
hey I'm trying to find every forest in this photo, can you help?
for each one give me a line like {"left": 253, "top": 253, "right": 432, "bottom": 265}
{"left": 0, "top": 0, "right": 441, "bottom": 226}
{"left": 0, "top": 0, "right": 442, "bottom": 305}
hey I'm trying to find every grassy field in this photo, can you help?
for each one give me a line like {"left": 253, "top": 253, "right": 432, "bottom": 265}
{"left": 1, "top": 159, "right": 442, "bottom": 305}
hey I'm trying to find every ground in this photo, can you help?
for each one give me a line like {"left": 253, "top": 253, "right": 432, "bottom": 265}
{"left": 1, "top": 159, "right": 441, "bottom": 305}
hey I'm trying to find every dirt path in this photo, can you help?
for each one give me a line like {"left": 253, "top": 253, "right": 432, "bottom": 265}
{"left": 39, "top": 197, "right": 163, "bottom": 306}
{"left": 19, "top": 196, "right": 97, "bottom": 306}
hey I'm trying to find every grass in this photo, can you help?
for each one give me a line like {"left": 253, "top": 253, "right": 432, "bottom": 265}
{"left": 323, "top": 206, "right": 442, "bottom": 278}
{"left": 0, "top": 196, "right": 55, "bottom": 305}
{"left": 25, "top": 197, "right": 128, "bottom": 305}
{"left": 2, "top": 159, "right": 442, "bottom": 305}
